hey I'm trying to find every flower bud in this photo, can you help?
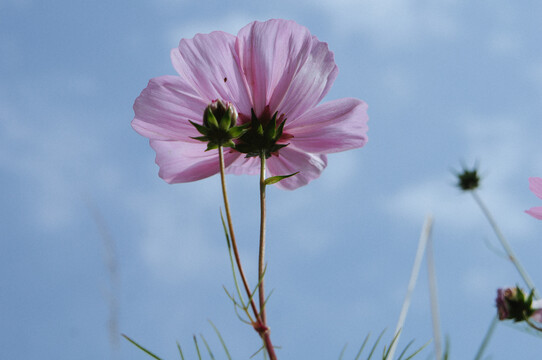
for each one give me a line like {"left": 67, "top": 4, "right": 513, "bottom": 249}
{"left": 235, "top": 107, "right": 290, "bottom": 159}
{"left": 455, "top": 164, "right": 481, "bottom": 191}
{"left": 190, "top": 100, "right": 247, "bottom": 151}
{"left": 496, "top": 286, "right": 541, "bottom": 323}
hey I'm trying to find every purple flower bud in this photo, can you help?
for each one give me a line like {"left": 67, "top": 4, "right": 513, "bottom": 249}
{"left": 496, "top": 287, "right": 541, "bottom": 323}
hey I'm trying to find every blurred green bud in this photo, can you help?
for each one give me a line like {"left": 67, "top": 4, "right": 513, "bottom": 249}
{"left": 455, "top": 164, "right": 481, "bottom": 191}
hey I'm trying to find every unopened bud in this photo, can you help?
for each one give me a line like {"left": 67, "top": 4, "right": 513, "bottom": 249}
{"left": 190, "top": 100, "right": 247, "bottom": 151}
{"left": 455, "top": 164, "right": 481, "bottom": 191}
{"left": 496, "top": 286, "right": 541, "bottom": 323}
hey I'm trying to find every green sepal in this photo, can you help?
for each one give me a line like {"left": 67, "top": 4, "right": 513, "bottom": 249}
{"left": 204, "top": 108, "right": 219, "bottom": 129}
{"left": 264, "top": 112, "right": 278, "bottom": 140}
{"left": 276, "top": 118, "right": 286, "bottom": 137}
{"left": 222, "top": 140, "right": 236, "bottom": 148}
{"left": 264, "top": 171, "right": 299, "bottom": 185}
{"left": 270, "top": 143, "right": 289, "bottom": 154}
{"left": 189, "top": 120, "right": 209, "bottom": 135}
{"left": 205, "top": 142, "right": 219, "bottom": 151}
{"left": 526, "top": 288, "right": 535, "bottom": 307}
{"left": 191, "top": 135, "right": 209, "bottom": 142}
{"left": 227, "top": 123, "right": 250, "bottom": 138}
{"left": 256, "top": 123, "right": 264, "bottom": 136}
{"left": 219, "top": 112, "right": 231, "bottom": 131}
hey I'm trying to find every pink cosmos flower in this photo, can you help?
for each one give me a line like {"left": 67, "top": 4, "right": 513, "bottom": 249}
{"left": 525, "top": 177, "right": 542, "bottom": 220}
{"left": 132, "top": 19, "right": 368, "bottom": 190}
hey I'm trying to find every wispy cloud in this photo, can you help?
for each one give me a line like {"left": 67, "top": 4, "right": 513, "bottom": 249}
{"left": 385, "top": 114, "right": 539, "bottom": 240}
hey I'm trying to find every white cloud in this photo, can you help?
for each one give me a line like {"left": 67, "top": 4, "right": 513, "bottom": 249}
{"left": 386, "top": 115, "right": 539, "bottom": 240}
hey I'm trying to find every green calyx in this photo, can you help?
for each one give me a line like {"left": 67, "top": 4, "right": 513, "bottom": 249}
{"left": 235, "top": 109, "right": 289, "bottom": 159}
{"left": 505, "top": 286, "right": 537, "bottom": 322}
{"left": 190, "top": 100, "right": 249, "bottom": 151}
{"left": 455, "top": 165, "right": 480, "bottom": 191}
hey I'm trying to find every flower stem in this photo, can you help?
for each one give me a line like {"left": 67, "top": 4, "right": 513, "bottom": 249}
{"left": 473, "top": 315, "right": 498, "bottom": 360}
{"left": 258, "top": 154, "right": 277, "bottom": 360}
{"left": 218, "top": 147, "right": 276, "bottom": 359}
{"left": 217, "top": 146, "right": 259, "bottom": 320}
{"left": 470, "top": 190, "right": 539, "bottom": 298}
{"left": 259, "top": 155, "right": 267, "bottom": 324}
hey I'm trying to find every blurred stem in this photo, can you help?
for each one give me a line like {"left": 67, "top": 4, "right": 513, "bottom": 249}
{"left": 525, "top": 317, "right": 542, "bottom": 332}
{"left": 426, "top": 235, "right": 442, "bottom": 360}
{"left": 388, "top": 215, "right": 433, "bottom": 360}
{"left": 470, "top": 190, "right": 539, "bottom": 298}
{"left": 218, "top": 146, "right": 259, "bottom": 320}
{"left": 473, "top": 315, "right": 498, "bottom": 360}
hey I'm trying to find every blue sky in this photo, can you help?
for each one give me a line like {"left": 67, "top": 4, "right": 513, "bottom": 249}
{"left": 1, "top": 0, "right": 542, "bottom": 359}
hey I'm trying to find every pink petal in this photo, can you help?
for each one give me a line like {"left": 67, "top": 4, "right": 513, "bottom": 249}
{"left": 525, "top": 207, "right": 542, "bottom": 220}
{"left": 132, "top": 75, "right": 207, "bottom": 141}
{"left": 272, "top": 35, "right": 338, "bottom": 121}
{"left": 287, "top": 98, "right": 368, "bottom": 154}
{"left": 266, "top": 147, "right": 327, "bottom": 190}
{"left": 150, "top": 140, "right": 240, "bottom": 183}
{"left": 236, "top": 19, "right": 312, "bottom": 117}
{"left": 531, "top": 309, "right": 542, "bottom": 323}
{"left": 171, "top": 31, "right": 252, "bottom": 116}
{"left": 226, "top": 155, "right": 260, "bottom": 176}
{"left": 528, "top": 177, "right": 542, "bottom": 200}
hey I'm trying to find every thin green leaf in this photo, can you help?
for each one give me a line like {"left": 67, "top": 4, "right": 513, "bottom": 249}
{"left": 209, "top": 320, "right": 232, "bottom": 360}
{"left": 354, "top": 333, "right": 371, "bottom": 360}
{"left": 220, "top": 209, "right": 246, "bottom": 309}
{"left": 249, "top": 264, "right": 268, "bottom": 306}
{"left": 338, "top": 343, "right": 348, "bottom": 360}
{"left": 382, "top": 330, "right": 401, "bottom": 359}
{"left": 193, "top": 335, "right": 203, "bottom": 360}
{"left": 176, "top": 341, "right": 185, "bottom": 360}
{"left": 262, "top": 288, "right": 275, "bottom": 311}
{"left": 249, "top": 344, "right": 265, "bottom": 358}
{"left": 200, "top": 334, "right": 215, "bottom": 360}
{"left": 122, "top": 334, "right": 163, "bottom": 360}
{"left": 396, "top": 339, "right": 414, "bottom": 360}
{"left": 403, "top": 340, "right": 431, "bottom": 360}
{"left": 366, "top": 329, "right": 386, "bottom": 360}
{"left": 264, "top": 172, "right": 299, "bottom": 185}
{"left": 442, "top": 336, "right": 450, "bottom": 360}
{"left": 219, "top": 209, "right": 231, "bottom": 249}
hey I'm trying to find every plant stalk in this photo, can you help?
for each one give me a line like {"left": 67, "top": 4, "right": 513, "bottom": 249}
{"left": 471, "top": 190, "right": 539, "bottom": 298}
{"left": 218, "top": 147, "right": 276, "bottom": 359}
{"left": 218, "top": 147, "right": 259, "bottom": 319}
{"left": 258, "top": 154, "right": 277, "bottom": 360}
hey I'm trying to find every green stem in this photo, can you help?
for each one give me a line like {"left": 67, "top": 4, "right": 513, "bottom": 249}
{"left": 258, "top": 154, "right": 277, "bottom": 360}
{"left": 218, "top": 146, "right": 259, "bottom": 320}
{"left": 219, "top": 147, "right": 276, "bottom": 359}
{"left": 471, "top": 190, "right": 539, "bottom": 298}
{"left": 259, "top": 155, "right": 267, "bottom": 324}
{"left": 473, "top": 315, "right": 498, "bottom": 360}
